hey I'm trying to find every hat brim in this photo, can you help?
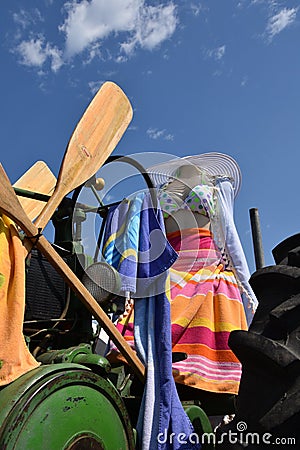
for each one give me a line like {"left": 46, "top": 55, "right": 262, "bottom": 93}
{"left": 146, "top": 152, "right": 242, "bottom": 197}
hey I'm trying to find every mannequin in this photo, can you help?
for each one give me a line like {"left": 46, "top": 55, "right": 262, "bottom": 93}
{"left": 157, "top": 162, "right": 248, "bottom": 396}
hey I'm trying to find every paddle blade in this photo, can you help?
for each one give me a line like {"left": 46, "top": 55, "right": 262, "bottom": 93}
{"left": 0, "top": 164, "right": 36, "bottom": 235}
{"left": 35, "top": 81, "right": 133, "bottom": 230}
{"left": 13, "top": 161, "right": 56, "bottom": 221}
{"left": 61, "top": 81, "right": 133, "bottom": 189}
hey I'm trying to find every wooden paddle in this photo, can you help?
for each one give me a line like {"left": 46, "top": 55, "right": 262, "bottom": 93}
{"left": 34, "top": 81, "right": 133, "bottom": 231}
{"left": 13, "top": 161, "right": 56, "bottom": 221}
{"left": 0, "top": 164, "right": 145, "bottom": 381}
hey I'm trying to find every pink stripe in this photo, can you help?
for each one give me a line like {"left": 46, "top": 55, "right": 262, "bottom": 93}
{"left": 172, "top": 324, "right": 230, "bottom": 349}
{"left": 110, "top": 341, "right": 135, "bottom": 352}
{"left": 186, "top": 355, "right": 240, "bottom": 369}
{"left": 171, "top": 281, "right": 213, "bottom": 297}
{"left": 175, "top": 357, "right": 242, "bottom": 373}
{"left": 168, "top": 232, "right": 218, "bottom": 252}
{"left": 173, "top": 364, "right": 241, "bottom": 382}
{"left": 116, "top": 322, "right": 134, "bottom": 337}
{"left": 173, "top": 358, "right": 241, "bottom": 377}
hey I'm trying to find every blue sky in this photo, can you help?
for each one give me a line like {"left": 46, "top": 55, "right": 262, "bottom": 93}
{"left": 1, "top": 0, "right": 300, "bottom": 273}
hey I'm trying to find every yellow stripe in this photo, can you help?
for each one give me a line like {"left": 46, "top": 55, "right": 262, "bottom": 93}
{"left": 102, "top": 221, "right": 127, "bottom": 253}
{"left": 172, "top": 316, "right": 240, "bottom": 332}
{"left": 119, "top": 248, "right": 137, "bottom": 264}
{"left": 170, "top": 267, "right": 214, "bottom": 277}
{"left": 173, "top": 371, "right": 240, "bottom": 393}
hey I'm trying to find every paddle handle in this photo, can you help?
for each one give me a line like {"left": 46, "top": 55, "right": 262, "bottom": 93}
{"left": 34, "top": 235, "right": 145, "bottom": 381}
{"left": 22, "top": 190, "right": 63, "bottom": 255}
{"left": 34, "top": 189, "right": 63, "bottom": 231}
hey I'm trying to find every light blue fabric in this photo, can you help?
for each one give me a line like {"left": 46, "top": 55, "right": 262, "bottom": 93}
{"left": 102, "top": 191, "right": 177, "bottom": 296}
{"left": 213, "top": 178, "right": 258, "bottom": 326}
{"left": 102, "top": 193, "right": 144, "bottom": 293}
{"left": 102, "top": 191, "right": 199, "bottom": 450}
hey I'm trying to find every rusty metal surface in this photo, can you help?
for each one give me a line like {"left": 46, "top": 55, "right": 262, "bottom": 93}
{"left": 0, "top": 363, "right": 135, "bottom": 449}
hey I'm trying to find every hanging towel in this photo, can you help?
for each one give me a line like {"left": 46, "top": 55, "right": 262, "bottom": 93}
{"left": 103, "top": 192, "right": 177, "bottom": 296}
{"left": 0, "top": 214, "right": 39, "bottom": 386}
{"left": 212, "top": 178, "right": 258, "bottom": 326}
{"left": 102, "top": 194, "right": 144, "bottom": 293}
{"left": 103, "top": 192, "right": 199, "bottom": 450}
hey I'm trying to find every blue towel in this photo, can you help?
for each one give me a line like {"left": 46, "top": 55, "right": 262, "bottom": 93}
{"left": 103, "top": 193, "right": 144, "bottom": 293}
{"left": 103, "top": 191, "right": 200, "bottom": 450}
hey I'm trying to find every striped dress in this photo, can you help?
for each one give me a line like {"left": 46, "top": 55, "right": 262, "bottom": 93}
{"left": 168, "top": 227, "right": 247, "bottom": 395}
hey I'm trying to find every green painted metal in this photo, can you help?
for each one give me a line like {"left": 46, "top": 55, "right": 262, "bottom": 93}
{"left": 13, "top": 187, "right": 50, "bottom": 202}
{"left": 0, "top": 363, "right": 135, "bottom": 449}
{"left": 184, "top": 403, "right": 215, "bottom": 450}
{"left": 37, "top": 344, "right": 111, "bottom": 376}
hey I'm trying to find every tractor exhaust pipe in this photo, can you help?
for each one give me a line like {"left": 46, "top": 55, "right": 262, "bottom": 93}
{"left": 249, "top": 207, "right": 265, "bottom": 270}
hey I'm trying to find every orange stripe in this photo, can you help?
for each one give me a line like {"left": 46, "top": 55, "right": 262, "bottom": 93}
{"left": 172, "top": 343, "right": 241, "bottom": 363}
{"left": 170, "top": 293, "right": 247, "bottom": 329}
{"left": 120, "top": 335, "right": 134, "bottom": 342}
{"left": 173, "top": 372, "right": 239, "bottom": 394}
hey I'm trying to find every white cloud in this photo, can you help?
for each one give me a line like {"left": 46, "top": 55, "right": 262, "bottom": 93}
{"left": 128, "top": 125, "right": 138, "bottom": 131}
{"left": 266, "top": 7, "right": 297, "bottom": 41}
{"left": 124, "top": 3, "right": 178, "bottom": 54}
{"left": 88, "top": 80, "right": 104, "bottom": 95}
{"left": 206, "top": 45, "right": 226, "bottom": 61}
{"left": 16, "top": 36, "right": 63, "bottom": 73}
{"left": 212, "top": 69, "right": 222, "bottom": 77}
{"left": 83, "top": 42, "right": 103, "bottom": 65}
{"left": 16, "top": 38, "right": 47, "bottom": 67}
{"left": 115, "top": 55, "right": 129, "bottom": 63}
{"left": 147, "top": 128, "right": 174, "bottom": 141}
{"left": 215, "top": 45, "right": 226, "bottom": 60}
{"left": 190, "top": 3, "right": 206, "bottom": 17}
{"left": 60, "top": 0, "right": 178, "bottom": 58}
{"left": 143, "top": 69, "right": 153, "bottom": 76}
{"left": 241, "top": 75, "right": 248, "bottom": 87}
{"left": 13, "top": 8, "right": 44, "bottom": 29}
{"left": 11, "top": 1, "right": 178, "bottom": 74}
{"left": 47, "top": 45, "right": 64, "bottom": 72}
{"left": 11, "top": 9, "right": 64, "bottom": 74}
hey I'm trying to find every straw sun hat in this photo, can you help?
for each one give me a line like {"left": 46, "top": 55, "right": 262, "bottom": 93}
{"left": 146, "top": 152, "right": 242, "bottom": 197}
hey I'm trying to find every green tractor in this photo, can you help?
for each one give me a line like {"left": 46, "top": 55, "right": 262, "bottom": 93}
{"left": 0, "top": 153, "right": 213, "bottom": 449}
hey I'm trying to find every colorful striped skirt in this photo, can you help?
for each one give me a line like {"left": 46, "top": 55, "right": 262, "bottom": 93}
{"left": 168, "top": 228, "right": 247, "bottom": 395}
{"left": 108, "top": 227, "right": 247, "bottom": 395}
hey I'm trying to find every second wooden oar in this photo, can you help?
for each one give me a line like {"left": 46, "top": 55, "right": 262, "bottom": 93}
{"left": 13, "top": 161, "right": 56, "bottom": 221}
